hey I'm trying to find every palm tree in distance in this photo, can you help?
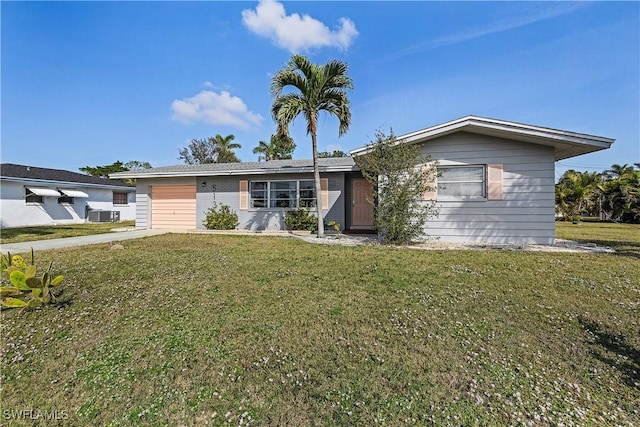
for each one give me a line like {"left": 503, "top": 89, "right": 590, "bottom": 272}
{"left": 271, "top": 55, "right": 353, "bottom": 237}
{"left": 214, "top": 134, "right": 241, "bottom": 163}
{"left": 253, "top": 140, "right": 276, "bottom": 162}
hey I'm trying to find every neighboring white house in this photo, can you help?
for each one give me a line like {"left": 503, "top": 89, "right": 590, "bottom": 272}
{"left": 111, "top": 116, "right": 614, "bottom": 244}
{"left": 0, "top": 163, "right": 136, "bottom": 228}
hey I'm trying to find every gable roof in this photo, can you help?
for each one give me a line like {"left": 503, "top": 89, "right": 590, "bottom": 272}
{"left": 0, "top": 163, "right": 134, "bottom": 189}
{"left": 350, "top": 115, "right": 615, "bottom": 161}
{"left": 110, "top": 157, "right": 357, "bottom": 179}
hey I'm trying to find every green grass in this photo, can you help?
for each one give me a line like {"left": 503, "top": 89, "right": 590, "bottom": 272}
{"left": 0, "top": 221, "right": 135, "bottom": 244}
{"left": 1, "top": 223, "right": 638, "bottom": 426}
{"left": 556, "top": 221, "right": 640, "bottom": 258}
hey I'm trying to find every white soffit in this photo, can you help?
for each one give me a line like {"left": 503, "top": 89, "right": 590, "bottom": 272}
{"left": 27, "top": 187, "right": 61, "bottom": 197}
{"left": 59, "top": 188, "right": 89, "bottom": 198}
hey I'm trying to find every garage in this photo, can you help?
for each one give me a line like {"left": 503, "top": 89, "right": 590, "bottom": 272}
{"left": 150, "top": 185, "right": 196, "bottom": 229}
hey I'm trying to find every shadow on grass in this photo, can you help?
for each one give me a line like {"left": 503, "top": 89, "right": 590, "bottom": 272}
{"left": 1, "top": 227, "right": 59, "bottom": 240}
{"left": 584, "top": 239, "right": 640, "bottom": 260}
{"left": 579, "top": 316, "right": 640, "bottom": 388}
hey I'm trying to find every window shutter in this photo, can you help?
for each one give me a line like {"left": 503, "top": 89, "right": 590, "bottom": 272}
{"left": 320, "top": 178, "right": 329, "bottom": 210}
{"left": 239, "top": 180, "right": 248, "bottom": 210}
{"left": 487, "top": 164, "right": 504, "bottom": 200}
{"left": 422, "top": 164, "right": 437, "bottom": 201}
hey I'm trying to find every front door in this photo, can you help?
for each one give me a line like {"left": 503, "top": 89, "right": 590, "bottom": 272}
{"left": 351, "top": 178, "right": 374, "bottom": 229}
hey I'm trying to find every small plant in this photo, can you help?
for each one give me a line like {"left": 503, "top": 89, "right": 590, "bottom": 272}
{"left": 203, "top": 202, "right": 239, "bottom": 230}
{"left": 285, "top": 206, "right": 317, "bottom": 231}
{"left": 0, "top": 249, "right": 64, "bottom": 312}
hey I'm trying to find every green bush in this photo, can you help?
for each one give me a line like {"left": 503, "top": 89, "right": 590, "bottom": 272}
{"left": 285, "top": 206, "right": 317, "bottom": 231}
{"left": 203, "top": 203, "right": 239, "bottom": 230}
{"left": 0, "top": 249, "right": 64, "bottom": 312}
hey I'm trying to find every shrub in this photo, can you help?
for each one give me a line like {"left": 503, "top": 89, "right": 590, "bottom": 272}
{"left": 285, "top": 206, "right": 317, "bottom": 231}
{"left": 354, "top": 129, "right": 439, "bottom": 244}
{"left": 0, "top": 249, "right": 64, "bottom": 312}
{"left": 203, "top": 203, "right": 239, "bottom": 230}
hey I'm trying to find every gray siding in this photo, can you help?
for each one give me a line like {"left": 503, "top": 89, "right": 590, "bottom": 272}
{"left": 196, "top": 173, "right": 346, "bottom": 231}
{"left": 420, "top": 132, "right": 556, "bottom": 244}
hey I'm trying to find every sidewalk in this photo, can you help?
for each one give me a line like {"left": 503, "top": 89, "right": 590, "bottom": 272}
{"left": 0, "top": 229, "right": 170, "bottom": 253}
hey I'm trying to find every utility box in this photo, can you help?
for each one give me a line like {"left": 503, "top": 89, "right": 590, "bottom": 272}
{"left": 87, "top": 210, "right": 120, "bottom": 222}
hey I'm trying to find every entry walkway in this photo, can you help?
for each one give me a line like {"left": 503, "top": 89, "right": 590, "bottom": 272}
{"left": 0, "top": 229, "right": 170, "bottom": 253}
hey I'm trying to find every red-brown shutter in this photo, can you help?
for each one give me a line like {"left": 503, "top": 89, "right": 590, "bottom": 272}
{"left": 239, "top": 180, "right": 248, "bottom": 210}
{"left": 422, "top": 164, "right": 437, "bottom": 201}
{"left": 320, "top": 178, "right": 329, "bottom": 209}
{"left": 487, "top": 164, "right": 504, "bottom": 200}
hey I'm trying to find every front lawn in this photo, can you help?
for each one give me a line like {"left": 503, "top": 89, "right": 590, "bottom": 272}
{"left": 1, "top": 224, "right": 638, "bottom": 425}
{"left": 0, "top": 221, "right": 135, "bottom": 244}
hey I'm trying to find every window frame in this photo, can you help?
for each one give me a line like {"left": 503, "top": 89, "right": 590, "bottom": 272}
{"left": 249, "top": 179, "right": 317, "bottom": 209}
{"left": 25, "top": 189, "right": 44, "bottom": 204}
{"left": 57, "top": 195, "right": 75, "bottom": 205}
{"left": 436, "top": 165, "right": 487, "bottom": 201}
{"left": 112, "top": 192, "right": 129, "bottom": 206}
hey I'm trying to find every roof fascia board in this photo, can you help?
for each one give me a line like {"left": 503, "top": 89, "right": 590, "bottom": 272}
{"left": 111, "top": 165, "right": 359, "bottom": 179}
{"left": 350, "top": 115, "right": 614, "bottom": 157}
{"left": 0, "top": 176, "right": 133, "bottom": 191}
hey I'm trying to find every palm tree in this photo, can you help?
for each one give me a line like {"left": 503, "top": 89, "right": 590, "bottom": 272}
{"left": 213, "top": 134, "right": 241, "bottom": 163}
{"left": 253, "top": 140, "right": 275, "bottom": 162}
{"left": 271, "top": 55, "right": 353, "bottom": 237}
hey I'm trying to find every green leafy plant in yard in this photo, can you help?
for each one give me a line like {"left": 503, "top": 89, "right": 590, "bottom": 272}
{"left": 0, "top": 249, "right": 64, "bottom": 312}
{"left": 284, "top": 205, "right": 317, "bottom": 231}
{"left": 202, "top": 202, "right": 239, "bottom": 230}
{"left": 355, "top": 129, "right": 439, "bottom": 244}
{"left": 285, "top": 206, "right": 341, "bottom": 232}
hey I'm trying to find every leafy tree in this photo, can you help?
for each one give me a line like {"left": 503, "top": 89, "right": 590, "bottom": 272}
{"left": 271, "top": 55, "right": 353, "bottom": 237}
{"left": 354, "top": 129, "right": 438, "bottom": 244}
{"left": 214, "top": 134, "right": 242, "bottom": 163}
{"left": 601, "top": 164, "right": 640, "bottom": 223}
{"left": 253, "top": 134, "right": 297, "bottom": 161}
{"left": 270, "top": 133, "right": 296, "bottom": 160}
{"left": 79, "top": 160, "right": 152, "bottom": 183}
{"left": 318, "top": 150, "right": 349, "bottom": 158}
{"left": 79, "top": 161, "right": 127, "bottom": 179}
{"left": 253, "top": 140, "right": 276, "bottom": 162}
{"left": 555, "top": 170, "right": 603, "bottom": 221}
{"left": 178, "top": 134, "right": 241, "bottom": 164}
{"left": 123, "top": 160, "right": 152, "bottom": 171}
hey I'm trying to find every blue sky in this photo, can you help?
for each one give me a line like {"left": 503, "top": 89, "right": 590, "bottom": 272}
{"left": 2, "top": 1, "right": 638, "bottom": 178}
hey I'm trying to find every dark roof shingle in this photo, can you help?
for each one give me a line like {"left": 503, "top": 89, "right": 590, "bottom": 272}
{"left": 0, "top": 164, "right": 133, "bottom": 187}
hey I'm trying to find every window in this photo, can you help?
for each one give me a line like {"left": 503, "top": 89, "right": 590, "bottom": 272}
{"left": 249, "top": 180, "right": 316, "bottom": 208}
{"left": 113, "top": 192, "right": 128, "bottom": 205}
{"left": 57, "top": 195, "right": 74, "bottom": 204}
{"left": 437, "top": 166, "right": 485, "bottom": 199}
{"left": 25, "top": 189, "right": 43, "bottom": 204}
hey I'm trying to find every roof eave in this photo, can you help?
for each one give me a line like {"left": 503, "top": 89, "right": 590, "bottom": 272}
{"left": 350, "top": 115, "right": 615, "bottom": 160}
{"left": 110, "top": 165, "right": 359, "bottom": 179}
{"left": 0, "top": 176, "right": 134, "bottom": 191}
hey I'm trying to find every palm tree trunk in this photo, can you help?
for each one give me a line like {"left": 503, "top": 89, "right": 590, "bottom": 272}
{"left": 311, "top": 129, "right": 325, "bottom": 237}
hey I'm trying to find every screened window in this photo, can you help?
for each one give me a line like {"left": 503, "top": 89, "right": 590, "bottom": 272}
{"left": 438, "top": 166, "right": 485, "bottom": 199}
{"left": 113, "top": 192, "right": 129, "bottom": 205}
{"left": 25, "top": 189, "right": 43, "bottom": 204}
{"left": 57, "top": 195, "right": 75, "bottom": 204}
{"left": 250, "top": 180, "right": 316, "bottom": 208}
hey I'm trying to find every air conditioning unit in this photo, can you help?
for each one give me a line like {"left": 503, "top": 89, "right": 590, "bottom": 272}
{"left": 87, "top": 210, "right": 120, "bottom": 222}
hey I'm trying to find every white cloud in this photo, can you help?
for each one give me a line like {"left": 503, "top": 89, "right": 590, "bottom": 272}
{"left": 241, "top": 0, "right": 358, "bottom": 53}
{"left": 171, "top": 90, "right": 263, "bottom": 129}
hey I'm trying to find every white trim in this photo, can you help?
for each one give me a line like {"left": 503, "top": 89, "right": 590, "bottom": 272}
{"left": 350, "top": 115, "right": 615, "bottom": 160}
{"left": 26, "top": 187, "right": 61, "bottom": 197}
{"left": 111, "top": 165, "right": 356, "bottom": 179}
{"left": 58, "top": 188, "right": 89, "bottom": 198}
